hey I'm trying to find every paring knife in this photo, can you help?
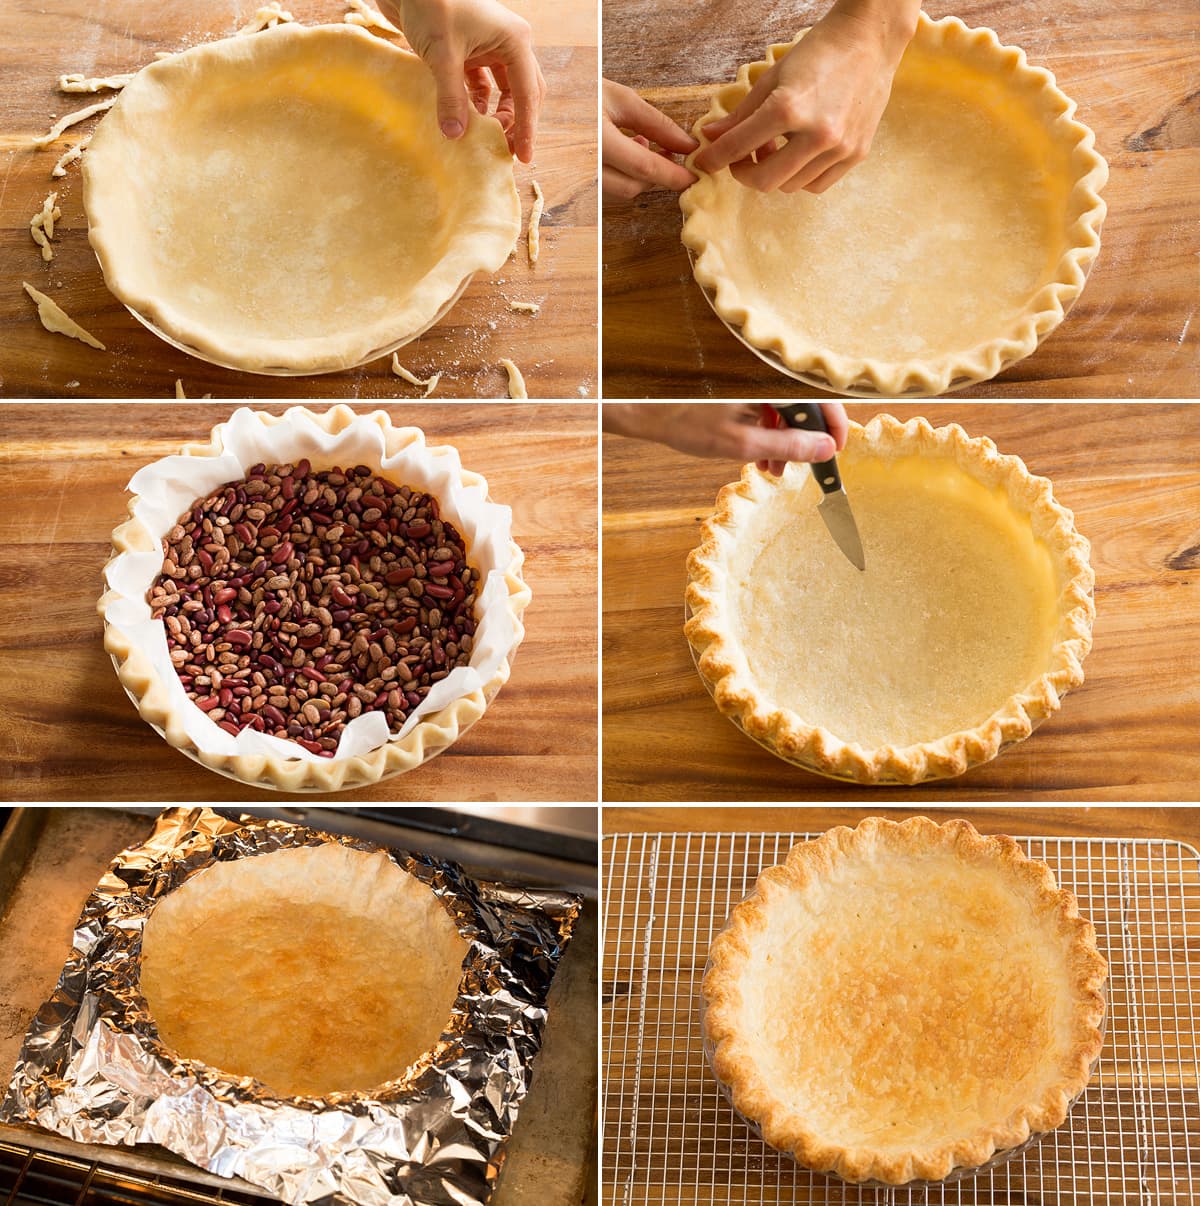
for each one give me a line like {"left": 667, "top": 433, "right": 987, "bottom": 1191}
{"left": 771, "top": 404, "right": 866, "bottom": 571}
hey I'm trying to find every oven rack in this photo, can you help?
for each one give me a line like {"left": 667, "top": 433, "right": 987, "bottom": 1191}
{"left": 602, "top": 832, "right": 1200, "bottom": 1204}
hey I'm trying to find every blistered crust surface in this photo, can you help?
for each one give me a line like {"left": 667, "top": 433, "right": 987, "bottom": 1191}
{"left": 684, "top": 415, "right": 1095, "bottom": 784}
{"left": 679, "top": 14, "right": 1108, "bottom": 396}
{"left": 702, "top": 817, "right": 1108, "bottom": 1184}
{"left": 83, "top": 23, "right": 521, "bottom": 373}
{"left": 140, "top": 844, "right": 470, "bottom": 1097}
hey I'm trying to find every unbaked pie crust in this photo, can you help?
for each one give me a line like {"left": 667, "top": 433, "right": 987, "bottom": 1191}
{"left": 82, "top": 23, "right": 521, "bottom": 374}
{"left": 703, "top": 816, "right": 1107, "bottom": 1184}
{"left": 685, "top": 416, "right": 1095, "bottom": 784}
{"left": 680, "top": 14, "right": 1108, "bottom": 395}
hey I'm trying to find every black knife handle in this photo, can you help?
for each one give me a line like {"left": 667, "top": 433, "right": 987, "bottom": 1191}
{"left": 771, "top": 404, "right": 842, "bottom": 494}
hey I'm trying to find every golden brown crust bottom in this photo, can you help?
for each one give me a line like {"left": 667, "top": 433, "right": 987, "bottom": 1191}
{"left": 702, "top": 816, "right": 1108, "bottom": 1184}
{"left": 99, "top": 405, "right": 530, "bottom": 791}
{"left": 684, "top": 415, "right": 1095, "bottom": 783}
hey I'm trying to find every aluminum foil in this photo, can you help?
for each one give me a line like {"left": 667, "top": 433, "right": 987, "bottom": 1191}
{"left": 2, "top": 807, "right": 581, "bottom": 1206}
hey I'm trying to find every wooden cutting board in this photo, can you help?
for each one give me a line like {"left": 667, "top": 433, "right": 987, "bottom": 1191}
{"left": 603, "top": 0, "right": 1199, "bottom": 398}
{"left": 0, "top": 402, "right": 599, "bottom": 801}
{"left": 0, "top": 0, "right": 597, "bottom": 399}
{"left": 602, "top": 402, "right": 1200, "bottom": 802}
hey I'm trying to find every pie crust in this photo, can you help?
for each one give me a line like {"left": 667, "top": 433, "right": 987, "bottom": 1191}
{"left": 703, "top": 816, "right": 1107, "bottom": 1184}
{"left": 99, "top": 405, "right": 531, "bottom": 792}
{"left": 82, "top": 23, "right": 521, "bottom": 374}
{"left": 685, "top": 415, "right": 1095, "bottom": 784}
{"left": 140, "top": 843, "right": 469, "bottom": 1097}
{"left": 679, "top": 14, "right": 1108, "bottom": 396}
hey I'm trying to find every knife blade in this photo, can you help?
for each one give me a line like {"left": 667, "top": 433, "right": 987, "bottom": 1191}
{"left": 770, "top": 404, "right": 866, "bottom": 571}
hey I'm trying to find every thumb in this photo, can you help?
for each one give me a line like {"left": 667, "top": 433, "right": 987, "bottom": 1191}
{"left": 739, "top": 424, "right": 836, "bottom": 465}
{"left": 429, "top": 47, "right": 469, "bottom": 140}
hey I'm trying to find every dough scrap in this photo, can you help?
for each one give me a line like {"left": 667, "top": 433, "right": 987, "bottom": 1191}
{"left": 173, "top": 379, "right": 211, "bottom": 399}
{"left": 390, "top": 353, "right": 442, "bottom": 396}
{"left": 509, "top": 300, "right": 540, "bottom": 314}
{"left": 528, "top": 180, "right": 544, "bottom": 264}
{"left": 59, "top": 72, "right": 135, "bottom": 93}
{"left": 32, "top": 97, "right": 117, "bottom": 148}
{"left": 29, "top": 191, "right": 61, "bottom": 261}
{"left": 345, "top": 0, "right": 403, "bottom": 35}
{"left": 499, "top": 356, "right": 527, "bottom": 398}
{"left": 238, "top": 2, "right": 294, "bottom": 34}
{"left": 22, "top": 281, "right": 106, "bottom": 350}
{"left": 52, "top": 138, "right": 89, "bottom": 177}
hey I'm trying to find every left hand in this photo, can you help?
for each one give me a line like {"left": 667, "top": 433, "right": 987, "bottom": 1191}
{"left": 380, "top": 0, "right": 547, "bottom": 163}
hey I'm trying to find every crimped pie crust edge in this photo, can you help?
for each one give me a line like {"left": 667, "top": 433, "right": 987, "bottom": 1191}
{"left": 683, "top": 415, "right": 1096, "bottom": 784}
{"left": 98, "top": 404, "right": 531, "bottom": 792}
{"left": 678, "top": 13, "right": 1109, "bottom": 397}
{"left": 701, "top": 816, "right": 1108, "bottom": 1184}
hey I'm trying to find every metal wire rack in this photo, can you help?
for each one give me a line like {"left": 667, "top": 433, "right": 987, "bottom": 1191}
{"left": 602, "top": 832, "right": 1200, "bottom": 1205}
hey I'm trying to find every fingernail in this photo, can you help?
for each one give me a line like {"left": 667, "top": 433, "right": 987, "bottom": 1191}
{"left": 441, "top": 119, "right": 464, "bottom": 139}
{"left": 814, "top": 436, "right": 836, "bottom": 459}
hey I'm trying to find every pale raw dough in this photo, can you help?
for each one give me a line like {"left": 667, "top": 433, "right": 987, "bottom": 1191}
{"left": 391, "top": 352, "right": 441, "bottom": 396}
{"left": 32, "top": 96, "right": 117, "bottom": 148}
{"left": 500, "top": 357, "right": 527, "bottom": 398}
{"left": 528, "top": 179, "right": 544, "bottom": 264}
{"left": 237, "top": 2, "right": 294, "bottom": 34}
{"left": 139, "top": 844, "right": 470, "bottom": 1097}
{"left": 52, "top": 138, "right": 89, "bottom": 177}
{"left": 30, "top": 192, "right": 60, "bottom": 261}
{"left": 345, "top": 0, "right": 403, "bottom": 36}
{"left": 509, "top": 300, "right": 540, "bottom": 314}
{"left": 680, "top": 14, "right": 1108, "bottom": 395}
{"left": 83, "top": 23, "right": 520, "bottom": 373}
{"left": 23, "top": 282, "right": 106, "bottom": 350}
{"left": 59, "top": 71, "right": 134, "bottom": 92}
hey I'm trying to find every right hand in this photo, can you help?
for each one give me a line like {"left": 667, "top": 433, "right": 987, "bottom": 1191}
{"left": 603, "top": 79, "right": 698, "bottom": 201}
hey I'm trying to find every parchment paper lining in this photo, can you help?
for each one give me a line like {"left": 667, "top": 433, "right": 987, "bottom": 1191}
{"left": 101, "top": 407, "right": 521, "bottom": 762}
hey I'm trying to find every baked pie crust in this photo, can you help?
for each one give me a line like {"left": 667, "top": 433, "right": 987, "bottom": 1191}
{"left": 680, "top": 14, "right": 1108, "bottom": 396}
{"left": 685, "top": 415, "right": 1095, "bottom": 784}
{"left": 703, "top": 816, "right": 1107, "bottom": 1184}
{"left": 82, "top": 23, "right": 521, "bottom": 374}
{"left": 140, "top": 844, "right": 469, "bottom": 1097}
{"left": 99, "top": 406, "right": 531, "bottom": 792}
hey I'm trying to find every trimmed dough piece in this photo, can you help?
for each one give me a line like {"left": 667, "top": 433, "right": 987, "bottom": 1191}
{"left": 32, "top": 97, "right": 117, "bottom": 148}
{"left": 237, "top": 2, "right": 294, "bottom": 34}
{"left": 528, "top": 180, "right": 544, "bottom": 264}
{"left": 23, "top": 282, "right": 106, "bottom": 350}
{"left": 52, "top": 138, "right": 89, "bottom": 177}
{"left": 500, "top": 357, "right": 527, "bottom": 398}
{"left": 509, "top": 300, "right": 540, "bottom": 314}
{"left": 139, "top": 844, "right": 470, "bottom": 1096}
{"left": 391, "top": 353, "right": 442, "bottom": 397}
{"left": 173, "top": 379, "right": 212, "bottom": 399}
{"left": 59, "top": 72, "right": 134, "bottom": 93}
{"left": 345, "top": 0, "right": 403, "bottom": 35}
{"left": 30, "top": 192, "right": 62, "bottom": 261}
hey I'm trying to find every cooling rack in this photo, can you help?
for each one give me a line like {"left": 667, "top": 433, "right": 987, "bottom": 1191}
{"left": 602, "top": 832, "right": 1200, "bottom": 1204}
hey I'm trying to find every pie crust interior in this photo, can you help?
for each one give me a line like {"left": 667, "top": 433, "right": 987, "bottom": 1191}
{"left": 98, "top": 405, "right": 531, "bottom": 793}
{"left": 679, "top": 14, "right": 1108, "bottom": 396}
{"left": 82, "top": 23, "right": 521, "bottom": 374}
{"left": 140, "top": 844, "right": 469, "bottom": 1097}
{"left": 703, "top": 816, "right": 1107, "bottom": 1184}
{"left": 684, "top": 416, "right": 1095, "bottom": 784}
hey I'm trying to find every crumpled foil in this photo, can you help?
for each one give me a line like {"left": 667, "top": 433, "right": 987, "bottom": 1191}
{"left": 2, "top": 807, "right": 581, "bottom": 1206}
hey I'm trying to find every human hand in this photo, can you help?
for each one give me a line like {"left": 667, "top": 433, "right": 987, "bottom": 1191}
{"left": 603, "top": 79, "right": 698, "bottom": 201}
{"left": 381, "top": 0, "right": 546, "bottom": 163}
{"left": 603, "top": 403, "right": 849, "bottom": 475}
{"left": 694, "top": 0, "right": 919, "bottom": 194}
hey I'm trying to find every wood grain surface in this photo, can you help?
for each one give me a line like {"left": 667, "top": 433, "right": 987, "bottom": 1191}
{"left": 0, "top": 806, "right": 597, "bottom": 1205}
{"left": 602, "top": 402, "right": 1200, "bottom": 802}
{"left": 601, "top": 806, "right": 1200, "bottom": 1206}
{"left": 0, "top": 402, "right": 599, "bottom": 802}
{"left": 602, "top": 0, "right": 1200, "bottom": 398}
{"left": 0, "top": 0, "right": 597, "bottom": 399}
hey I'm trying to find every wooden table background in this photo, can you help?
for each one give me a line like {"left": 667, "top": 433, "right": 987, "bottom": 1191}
{"left": 0, "top": 403, "right": 599, "bottom": 801}
{"left": 0, "top": 0, "right": 597, "bottom": 399}
{"left": 602, "top": 0, "right": 1200, "bottom": 398}
{"left": 602, "top": 402, "right": 1200, "bottom": 802}
{"left": 601, "top": 805, "right": 1200, "bottom": 1206}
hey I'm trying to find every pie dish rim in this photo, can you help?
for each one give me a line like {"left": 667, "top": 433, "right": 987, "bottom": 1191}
{"left": 678, "top": 13, "right": 1109, "bottom": 397}
{"left": 701, "top": 814, "right": 1109, "bottom": 1184}
{"left": 683, "top": 414, "right": 1096, "bottom": 784}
